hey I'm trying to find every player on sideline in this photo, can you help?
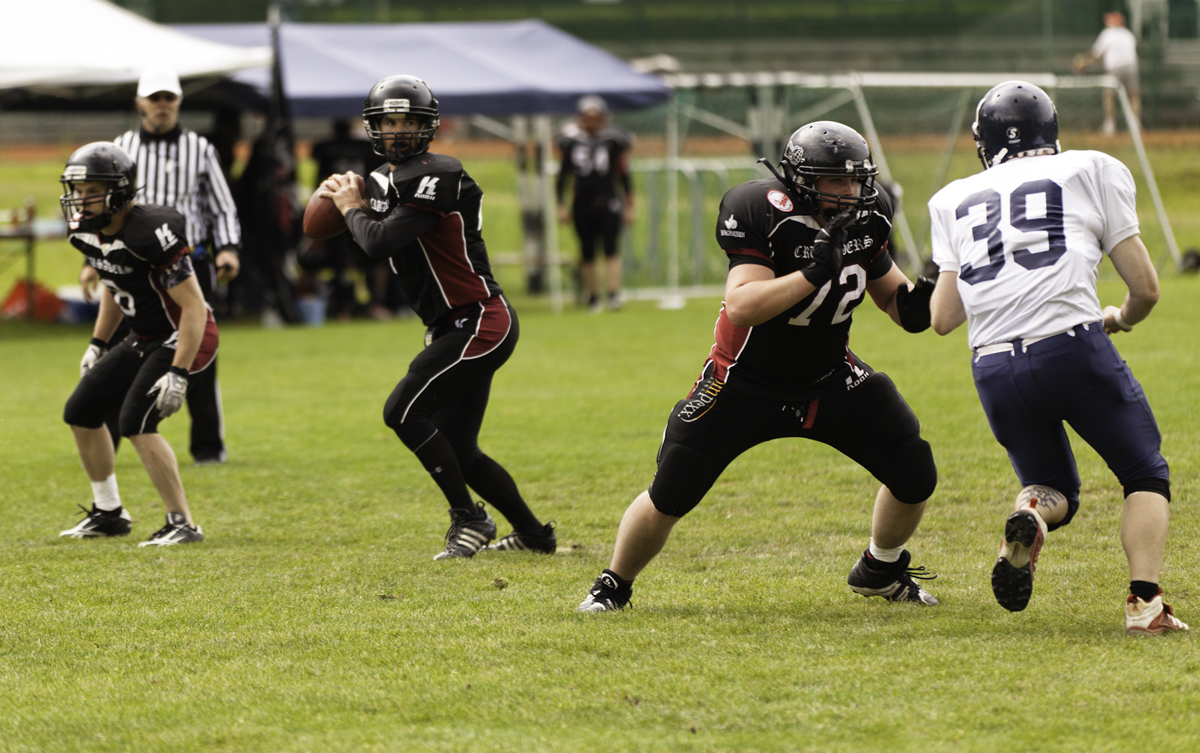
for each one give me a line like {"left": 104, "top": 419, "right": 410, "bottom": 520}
{"left": 58, "top": 143, "right": 216, "bottom": 546}
{"left": 318, "top": 75, "right": 555, "bottom": 559}
{"left": 578, "top": 122, "right": 940, "bottom": 612}
{"left": 928, "top": 81, "right": 1187, "bottom": 636}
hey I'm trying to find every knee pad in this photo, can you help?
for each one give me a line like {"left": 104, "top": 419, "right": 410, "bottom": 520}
{"left": 648, "top": 445, "right": 718, "bottom": 518}
{"left": 1124, "top": 476, "right": 1171, "bottom": 503}
{"left": 888, "top": 436, "right": 938, "bottom": 504}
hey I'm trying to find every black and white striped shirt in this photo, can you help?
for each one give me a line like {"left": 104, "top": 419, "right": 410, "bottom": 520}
{"left": 114, "top": 126, "right": 241, "bottom": 251}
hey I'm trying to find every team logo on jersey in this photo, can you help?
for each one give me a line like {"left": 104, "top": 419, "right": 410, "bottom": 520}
{"left": 415, "top": 176, "right": 439, "bottom": 200}
{"left": 371, "top": 198, "right": 390, "bottom": 213}
{"left": 767, "top": 190, "right": 793, "bottom": 212}
{"left": 1007, "top": 126, "right": 1020, "bottom": 141}
{"left": 154, "top": 223, "right": 180, "bottom": 251}
{"left": 720, "top": 214, "right": 745, "bottom": 238}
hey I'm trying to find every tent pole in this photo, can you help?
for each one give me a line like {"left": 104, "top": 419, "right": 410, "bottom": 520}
{"left": 661, "top": 92, "right": 684, "bottom": 309}
{"left": 1115, "top": 78, "right": 1181, "bottom": 269}
{"left": 536, "top": 114, "right": 564, "bottom": 313}
{"left": 850, "top": 84, "right": 922, "bottom": 274}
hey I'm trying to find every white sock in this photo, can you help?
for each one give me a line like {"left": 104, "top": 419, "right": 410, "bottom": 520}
{"left": 91, "top": 474, "right": 121, "bottom": 511}
{"left": 868, "top": 540, "right": 905, "bottom": 563}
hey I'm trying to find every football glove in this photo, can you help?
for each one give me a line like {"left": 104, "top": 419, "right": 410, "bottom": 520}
{"left": 896, "top": 276, "right": 936, "bottom": 333}
{"left": 149, "top": 367, "right": 189, "bottom": 418}
{"left": 801, "top": 210, "right": 854, "bottom": 289}
{"left": 80, "top": 338, "right": 108, "bottom": 377}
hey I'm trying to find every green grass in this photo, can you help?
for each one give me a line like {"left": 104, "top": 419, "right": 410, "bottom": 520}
{"left": 2, "top": 274, "right": 1199, "bottom": 751}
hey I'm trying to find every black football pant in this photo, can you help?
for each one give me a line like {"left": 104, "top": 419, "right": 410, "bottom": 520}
{"left": 187, "top": 253, "right": 226, "bottom": 462}
{"left": 649, "top": 361, "right": 938, "bottom": 518}
{"left": 382, "top": 297, "right": 542, "bottom": 532}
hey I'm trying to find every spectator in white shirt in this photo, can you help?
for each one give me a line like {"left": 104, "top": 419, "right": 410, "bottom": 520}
{"left": 1074, "top": 11, "right": 1140, "bottom": 135}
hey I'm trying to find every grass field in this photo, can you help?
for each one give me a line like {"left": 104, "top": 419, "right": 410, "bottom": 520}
{"left": 1, "top": 272, "right": 1198, "bottom": 750}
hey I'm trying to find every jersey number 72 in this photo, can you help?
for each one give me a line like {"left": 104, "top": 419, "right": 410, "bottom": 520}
{"left": 955, "top": 178, "right": 1066, "bottom": 285}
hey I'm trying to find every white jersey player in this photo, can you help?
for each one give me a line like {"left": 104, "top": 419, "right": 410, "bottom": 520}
{"left": 928, "top": 81, "right": 1185, "bottom": 636}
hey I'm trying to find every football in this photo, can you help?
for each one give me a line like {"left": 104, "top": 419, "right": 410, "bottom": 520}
{"left": 303, "top": 173, "right": 366, "bottom": 240}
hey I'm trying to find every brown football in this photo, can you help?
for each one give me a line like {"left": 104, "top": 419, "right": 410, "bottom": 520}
{"left": 303, "top": 173, "right": 367, "bottom": 240}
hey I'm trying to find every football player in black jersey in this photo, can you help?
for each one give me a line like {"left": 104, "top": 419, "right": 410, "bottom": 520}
{"left": 555, "top": 95, "right": 635, "bottom": 312}
{"left": 58, "top": 143, "right": 216, "bottom": 546}
{"left": 580, "top": 122, "right": 940, "bottom": 611}
{"left": 319, "top": 75, "right": 554, "bottom": 560}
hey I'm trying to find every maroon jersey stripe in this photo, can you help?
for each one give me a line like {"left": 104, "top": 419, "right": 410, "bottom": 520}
{"left": 417, "top": 212, "right": 490, "bottom": 307}
{"left": 464, "top": 296, "right": 512, "bottom": 359}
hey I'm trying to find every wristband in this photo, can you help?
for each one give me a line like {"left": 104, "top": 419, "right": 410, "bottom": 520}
{"left": 89, "top": 337, "right": 108, "bottom": 349}
{"left": 1114, "top": 310, "right": 1133, "bottom": 331}
{"left": 168, "top": 366, "right": 190, "bottom": 379}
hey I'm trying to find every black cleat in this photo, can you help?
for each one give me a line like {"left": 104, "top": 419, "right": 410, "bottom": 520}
{"left": 847, "top": 549, "right": 938, "bottom": 605}
{"left": 434, "top": 502, "right": 497, "bottom": 560}
{"left": 59, "top": 504, "right": 132, "bottom": 538}
{"left": 578, "top": 569, "right": 633, "bottom": 612}
{"left": 991, "top": 507, "right": 1046, "bottom": 612}
{"left": 138, "top": 512, "right": 204, "bottom": 547}
{"left": 488, "top": 522, "right": 557, "bottom": 554}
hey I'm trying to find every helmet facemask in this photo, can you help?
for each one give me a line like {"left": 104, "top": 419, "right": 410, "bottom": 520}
{"left": 59, "top": 172, "right": 136, "bottom": 233}
{"left": 782, "top": 155, "right": 879, "bottom": 222}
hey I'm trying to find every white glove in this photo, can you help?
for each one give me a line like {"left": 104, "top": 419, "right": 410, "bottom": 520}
{"left": 80, "top": 338, "right": 107, "bottom": 377}
{"left": 149, "top": 367, "right": 189, "bottom": 418}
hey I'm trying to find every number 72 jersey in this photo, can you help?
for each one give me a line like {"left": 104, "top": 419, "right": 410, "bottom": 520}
{"left": 928, "top": 150, "right": 1141, "bottom": 350}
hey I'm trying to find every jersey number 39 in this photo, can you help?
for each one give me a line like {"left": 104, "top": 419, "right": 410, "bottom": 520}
{"left": 956, "top": 178, "right": 1066, "bottom": 285}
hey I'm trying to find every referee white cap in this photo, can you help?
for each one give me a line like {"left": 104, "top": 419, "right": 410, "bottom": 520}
{"left": 137, "top": 68, "right": 183, "bottom": 98}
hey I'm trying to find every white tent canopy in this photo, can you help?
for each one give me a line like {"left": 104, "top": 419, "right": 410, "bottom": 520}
{"left": 0, "top": 0, "right": 270, "bottom": 91}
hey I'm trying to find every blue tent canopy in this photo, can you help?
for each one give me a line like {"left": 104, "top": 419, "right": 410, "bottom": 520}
{"left": 177, "top": 20, "right": 670, "bottom": 118}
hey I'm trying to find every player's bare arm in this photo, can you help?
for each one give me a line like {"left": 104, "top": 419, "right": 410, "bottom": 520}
{"left": 166, "top": 274, "right": 207, "bottom": 371}
{"left": 930, "top": 271, "right": 967, "bottom": 335}
{"left": 723, "top": 263, "right": 818, "bottom": 327}
{"left": 866, "top": 263, "right": 914, "bottom": 327}
{"left": 1104, "top": 234, "right": 1160, "bottom": 334}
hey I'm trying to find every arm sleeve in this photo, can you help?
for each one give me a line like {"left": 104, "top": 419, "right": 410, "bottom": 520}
{"left": 618, "top": 146, "right": 633, "bottom": 197}
{"left": 1095, "top": 157, "right": 1140, "bottom": 252}
{"left": 928, "top": 197, "right": 960, "bottom": 273}
{"left": 345, "top": 205, "right": 440, "bottom": 261}
{"left": 199, "top": 140, "right": 242, "bottom": 249}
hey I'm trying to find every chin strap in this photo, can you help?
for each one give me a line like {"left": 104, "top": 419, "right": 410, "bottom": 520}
{"left": 756, "top": 158, "right": 806, "bottom": 210}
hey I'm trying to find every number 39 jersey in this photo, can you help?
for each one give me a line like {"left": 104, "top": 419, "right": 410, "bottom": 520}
{"left": 928, "top": 150, "right": 1140, "bottom": 350}
{"left": 706, "top": 178, "right": 896, "bottom": 400}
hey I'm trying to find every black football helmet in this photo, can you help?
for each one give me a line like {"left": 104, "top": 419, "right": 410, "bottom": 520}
{"left": 774, "top": 121, "right": 879, "bottom": 220}
{"left": 59, "top": 142, "right": 138, "bottom": 232}
{"left": 363, "top": 75, "right": 440, "bottom": 164}
{"left": 973, "top": 80, "right": 1060, "bottom": 169}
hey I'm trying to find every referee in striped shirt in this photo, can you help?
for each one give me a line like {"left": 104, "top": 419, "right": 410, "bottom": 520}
{"left": 82, "top": 67, "right": 241, "bottom": 465}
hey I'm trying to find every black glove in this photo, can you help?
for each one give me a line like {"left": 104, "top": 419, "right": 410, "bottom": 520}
{"left": 896, "top": 275, "right": 936, "bottom": 333}
{"left": 801, "top": 210, "right": 854, "bottom": 289}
